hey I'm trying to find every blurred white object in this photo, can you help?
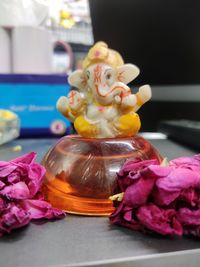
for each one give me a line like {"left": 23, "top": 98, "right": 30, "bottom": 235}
{"left": 0, "top": 0, "right": 49, "bottom": 27}
{"left": 53, "top": 40, "right": 73, "bottom": 74}
{"left": 0, "top": 109, "right": 20, "bottom": 145}
{"left": 0, "top": 28, "right": 11, "bottom": 73}
{"left": 49, "top": 25, "right": 93, "bottom": 45}
{"left": 12, "top": 26, "right": 53, "bottom": 74}
{"left": 140, "top": 132, "right": 167, "bottom": 140}
{"left": 12, "top": 26, "right": 73, "bottom": 74}
{"left": 48, "top": 0, "right": 91, "bottom": 26}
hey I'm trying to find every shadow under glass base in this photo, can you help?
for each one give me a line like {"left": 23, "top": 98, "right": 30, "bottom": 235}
{"left": 42, "top": 135, "right": 162, "bottom": 216}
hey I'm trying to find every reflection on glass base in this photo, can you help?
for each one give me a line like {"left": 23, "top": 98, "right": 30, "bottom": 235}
{"left": 42, "top": 135, "right": 162, "bottom": 216}
{"left": 42, "top": 181, "right": 114, "bottom": 216}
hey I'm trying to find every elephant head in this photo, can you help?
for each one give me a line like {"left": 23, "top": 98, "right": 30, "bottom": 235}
{"left": 68, "top": 42, "right": 140, "bottom": 105}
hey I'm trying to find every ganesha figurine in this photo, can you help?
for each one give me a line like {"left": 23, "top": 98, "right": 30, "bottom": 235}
{"left": 42, "top": 42, "right": 162, "bottom": 215}
{"left": 57, "top": 42, "right": 151, "bottom": 138}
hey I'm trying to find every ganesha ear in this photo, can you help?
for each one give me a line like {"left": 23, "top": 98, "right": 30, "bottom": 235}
{"left": 68, "top": 69, "right": 87, "bottom": 91}
{"left": 117, "top": 64, "right": 140, "bottom": 84}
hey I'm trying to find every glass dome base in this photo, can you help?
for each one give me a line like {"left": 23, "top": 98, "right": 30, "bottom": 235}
{"left": 42, "top": 135, "right": 162, "bottom": 216}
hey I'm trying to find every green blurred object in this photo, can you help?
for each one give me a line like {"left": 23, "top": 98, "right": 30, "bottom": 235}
{"left": 0, "top": 109, "right": 20, "bottom": 145}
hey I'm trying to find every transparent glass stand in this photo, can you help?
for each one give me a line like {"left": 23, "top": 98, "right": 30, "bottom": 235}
{"left": 42, "top": 135, "right": 162, "bottom": 216}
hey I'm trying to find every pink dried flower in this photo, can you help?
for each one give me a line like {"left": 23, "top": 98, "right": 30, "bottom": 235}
{"left": 0, "top": 202, "right": 31, "bottom": 236}
{"left": 137, "top": 204, "right": 183, "bottom": 236}
{"left": 110, "top": 154, "right": 200, "bottom": 237}
{"left": 21, "top": 199, "right": 65, "bottom": 220}
{"left": 0, "top": 152, "right": 45, "bottom": 199}
{"left": 0, "top": 152, "right": 65, "bottom": 236}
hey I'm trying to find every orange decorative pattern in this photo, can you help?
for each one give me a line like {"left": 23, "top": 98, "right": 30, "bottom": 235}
{"left": 69, "top": 91, "right": 77, "bottom": 105}
{"left": 94, "top": 64, "right": 102, "bottom": 84}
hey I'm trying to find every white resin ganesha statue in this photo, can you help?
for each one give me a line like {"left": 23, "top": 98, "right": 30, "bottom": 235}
{"left": 57, "top": 42, "right": 151, "bottom": 138}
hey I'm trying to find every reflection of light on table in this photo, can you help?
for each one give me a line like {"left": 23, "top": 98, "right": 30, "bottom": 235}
{"left": 140, "top": 132, "right": 167, "bottom": 140}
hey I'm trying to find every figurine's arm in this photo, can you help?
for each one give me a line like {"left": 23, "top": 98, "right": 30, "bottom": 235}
{"left": 114, "top": 93, "right": 137, "bottom": 108}
{"left": 134, "top": 85, "right": 152, "bottom": 112}
{"left": 113, "top": 83, "right": 137, "bottom": 108}
{"left": 114, "top": 84, "right": 151, "bottom": 112}
{"left": 56, "top": 90, "right": 86, "bottom": 122}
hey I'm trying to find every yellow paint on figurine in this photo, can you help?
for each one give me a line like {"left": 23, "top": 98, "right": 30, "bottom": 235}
{"left": 74, "top": 116, "right": 97, "bottom": 138}
{"left": 116, "top": 113, "right": 141, "bottom": 137}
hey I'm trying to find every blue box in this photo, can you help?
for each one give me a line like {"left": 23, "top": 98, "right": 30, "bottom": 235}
{"left": 0, "top": 74, "right": 71, "bottom": 137}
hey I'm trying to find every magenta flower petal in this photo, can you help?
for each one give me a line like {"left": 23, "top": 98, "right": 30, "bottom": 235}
{"left": 11, "top": 152, "right": 37, "bottom": 165}
{"left": 158, "top": 168, "right": 200, "bottom": 193}
{"left": 0, "top": 203, "right": 31, "bottom": 235}
{"left": 27, "top": 163, "right": 46, "bottom": 197}
{"left": 177, "top": 208, "right": 200, "bottom": 225}
{"left": 0, "top": 181, "right": 5, "bottom": 190}
{"left": 0, "top": 162, "right": 17, "bottom": 177}
{"left": 116, "top": 158, "right": 159, "bottom": 193}
{"left": 179, "top": 188, "right": 197, "bottom": 207}
{"left": 21, "top": 199, "right": 65, "bottom": 219}
{"left": 110, "top": 202, "right": 142, "bottom": 231}
{"left": 109, "top": 201, "right": 124, "bottom": 224}
{"left": 0, "top": 152, "right": 65, "bottom": 236}
{"left": 153, "top": 187, "right": 180, "bottom": 206}
{"left": 124, "top": 176, "right": 155, "bottom": 207}
{"left": 155, "top": 168, "right": 200, "bottom": 205}
{"left": 118, "top": 159, "right": 158, "bottom": 177}
{"left": 0, "top": 152, "right": 46, "bottom": 199}
{"left": 137, "top": 204, "right": 183, "bottom": 236}
{"left": 0, "top": 182, "right": 30, "bottom": 200}
{"left": 110, "top": 154, "right": 200, "bottom": 237}
{"left": 148, "top": 165, "right": 172, "bottom": 177}
{"left": 0, "top": 197, "right": 6, "bottom": 210}
{"left": 3, "top": 205, "right": 30, "bottom": 227}
{"left": 170, "top": 155, "right": 200, "bottom": 168}
{"left": 7, "top": 172, "right": 21, "bottom": 184}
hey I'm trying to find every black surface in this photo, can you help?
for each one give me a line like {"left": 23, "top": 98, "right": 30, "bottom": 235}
{"left": 0, "top": 138, "right": 199, "bottom": 267}
{"left": 89, "top": 0, "right": 200, "bottom": 85}
{"left": 158, "top": 120, "right": 200, "bottom": 150}
{"left": 138, "top": 101, "right": 200, "bottom": 132}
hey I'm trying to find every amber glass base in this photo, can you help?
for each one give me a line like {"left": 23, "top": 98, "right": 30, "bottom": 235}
{"left": 42, "top": 135, "right": 162, "bottom": 216}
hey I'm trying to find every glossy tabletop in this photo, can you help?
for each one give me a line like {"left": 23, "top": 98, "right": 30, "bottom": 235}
{"left": 0, "top": 137, "right": 199, "bottom": 267}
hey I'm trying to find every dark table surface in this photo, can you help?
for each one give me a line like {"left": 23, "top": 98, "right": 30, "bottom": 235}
{"left": 0, "top": 137, "right": 200, "bottom": 267}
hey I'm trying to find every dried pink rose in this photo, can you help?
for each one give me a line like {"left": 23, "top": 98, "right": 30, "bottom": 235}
{"left": 109, "top": 202, "right": 142, "bottom": 231}
{"left": 149, "top": 165, "right": 200, "bottom": 206}
{"left": 0, "top": 152, "right": 65, "bottom": 236}
{"left": 21, "top": 199, "right": 65, "bottom": 220}
{"left": 110, "top": 154, "right": 200, "bottom": 237}
{"left": 137, "top": 204, "right": 183, "bottom": 236}
{"left": 117, "top": 158, "right": 159, "bottom": 193}
{"left": 0, "top": 201, "right": 31, "bottom": 236}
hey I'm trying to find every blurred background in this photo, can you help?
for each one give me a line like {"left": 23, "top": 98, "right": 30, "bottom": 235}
{"left": 90, "top": 0, "right": 200, "bottom": 134}
{"left": 0, "top": 0, "right": 200, "bottom": 145}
